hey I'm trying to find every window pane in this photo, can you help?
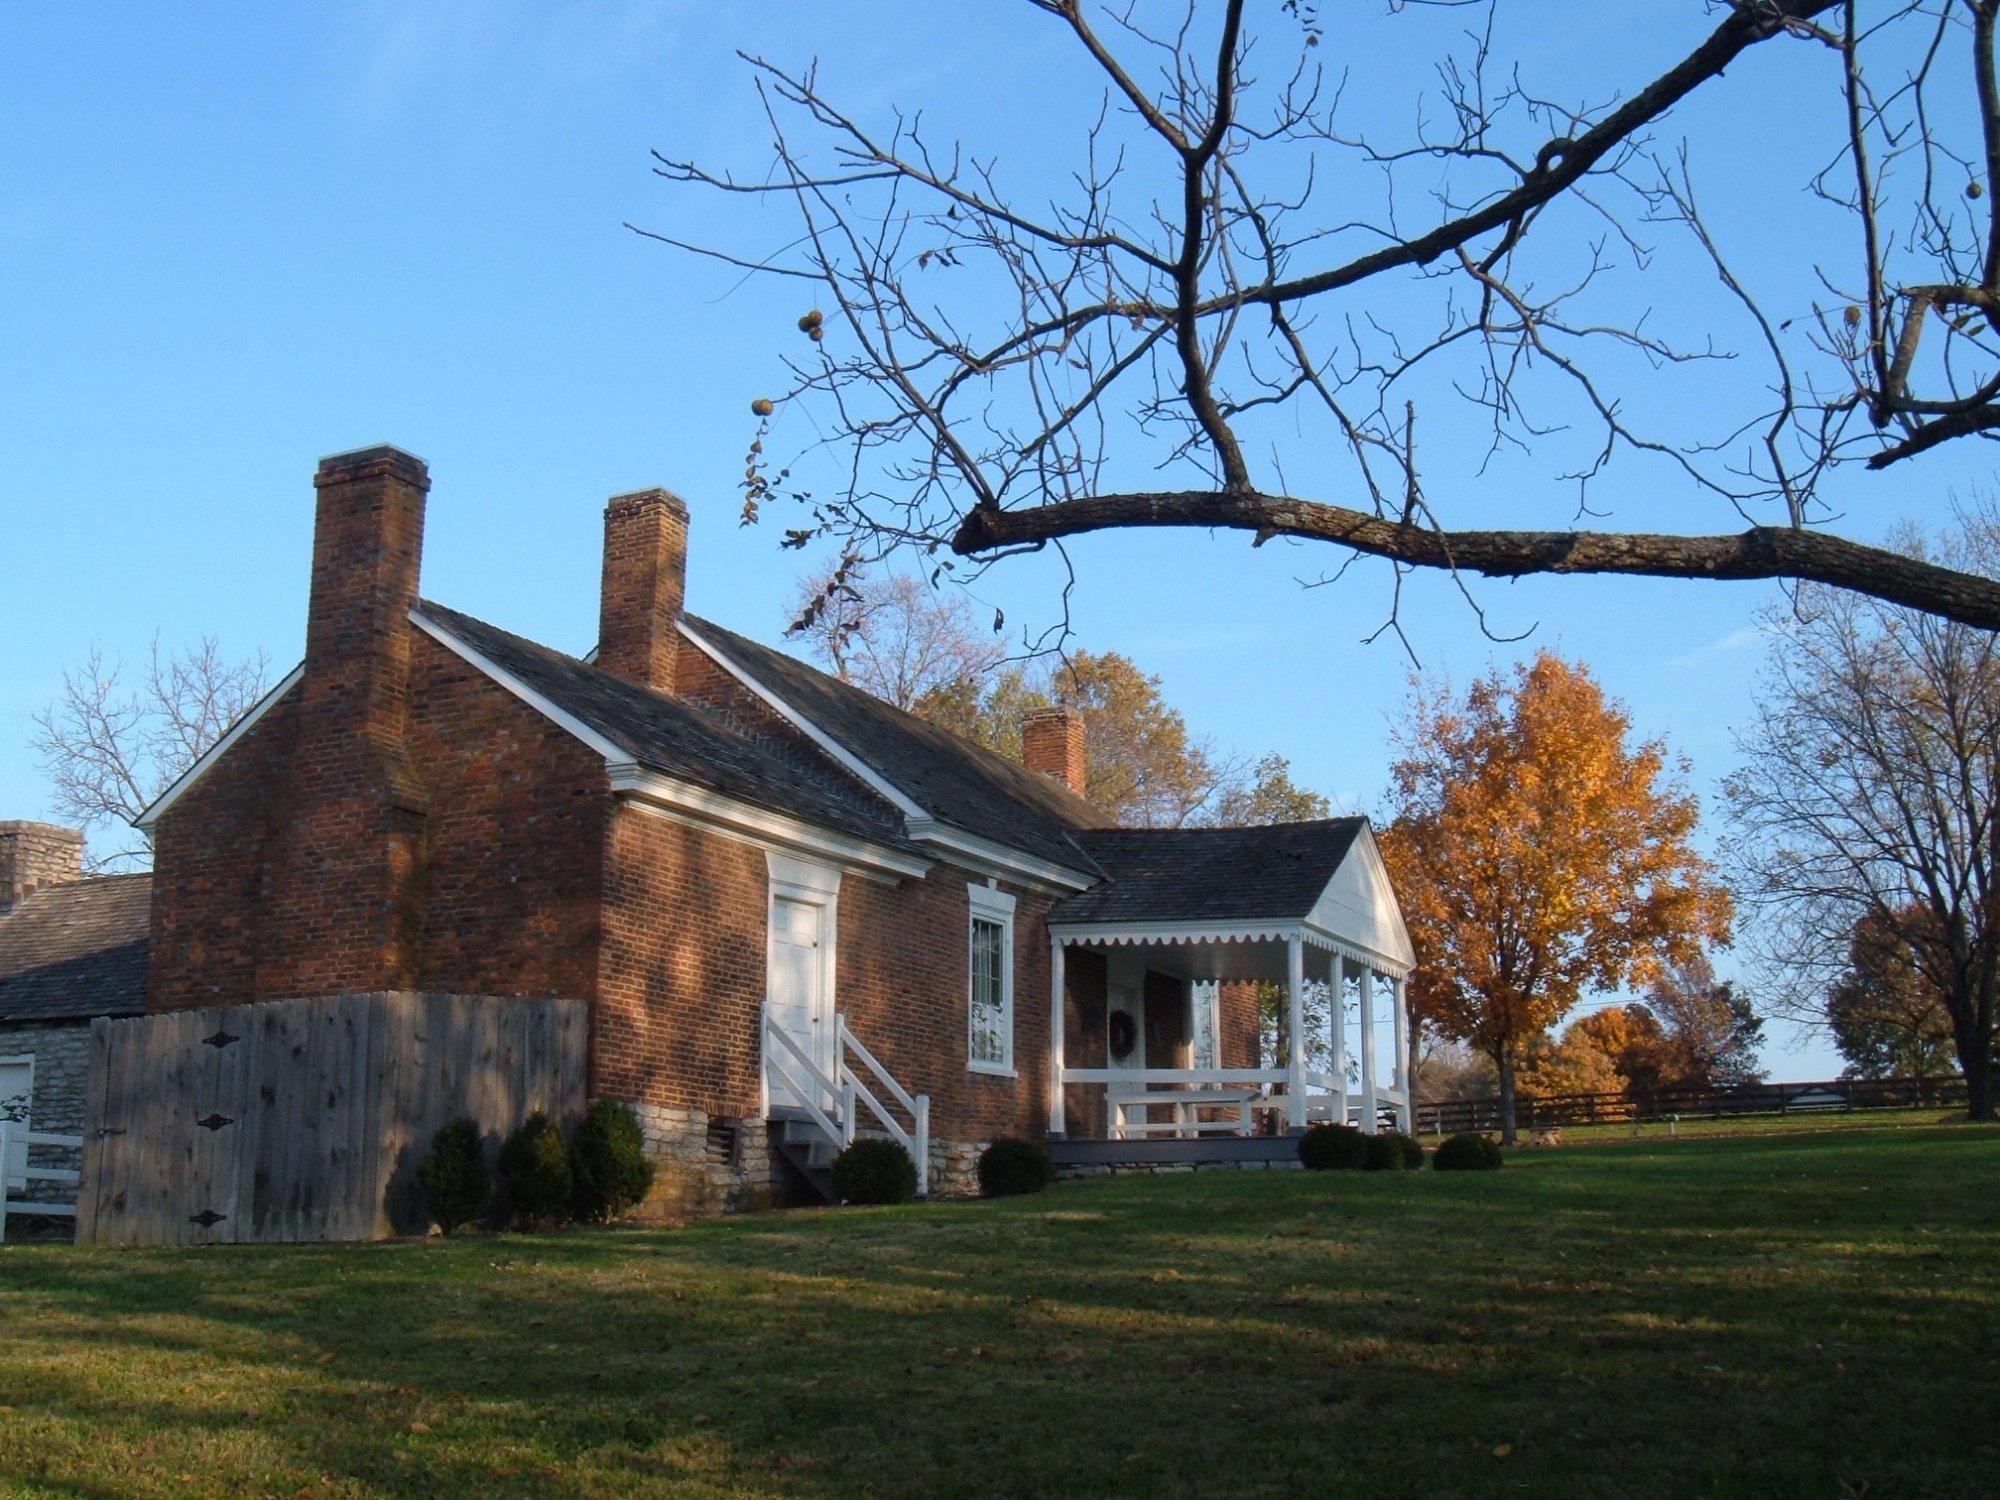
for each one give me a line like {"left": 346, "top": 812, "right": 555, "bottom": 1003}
{"left": 969, "top": 917, "right": 1007, "bottom": 1064}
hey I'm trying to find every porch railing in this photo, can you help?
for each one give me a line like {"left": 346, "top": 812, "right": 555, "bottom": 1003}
{"left": 0, "top": 1122, "right": 83, "bottom": 1243}
{"left": 760, "top": 1004, "right": 930, "bottom": 1196}
{"left": 1057, "top": 1066, "right": 1411, "bottom": 1139}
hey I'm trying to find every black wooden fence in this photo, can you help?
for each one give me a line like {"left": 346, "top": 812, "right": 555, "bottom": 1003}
{"left": 1416, "top": 1074, "right": 1967, "bottom": 1136}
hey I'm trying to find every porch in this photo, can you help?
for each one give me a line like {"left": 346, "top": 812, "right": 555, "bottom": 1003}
{"left": 1045, "top": 818, "right": 1416, "bottom": 1159}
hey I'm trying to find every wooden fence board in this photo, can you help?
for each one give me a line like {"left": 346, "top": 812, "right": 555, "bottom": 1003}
{"left": 81, "top": 992, "right": 586, "bottom": 1246}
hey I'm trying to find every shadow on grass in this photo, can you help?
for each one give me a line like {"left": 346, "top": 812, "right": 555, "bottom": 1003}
{"left": 2, "top": 1125, "right": 1997, "bottom": 1498}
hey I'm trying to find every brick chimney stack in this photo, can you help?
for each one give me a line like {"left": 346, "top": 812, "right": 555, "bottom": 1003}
{"left": 0, "top": 821, "right": 84, "bottom": 906}
{"left": 257, "top": 445, "right": 432, "bottom": 995}
{"left": 597, "top": 489, "right": 690, "bottom": 694}
{"left": 1022, "top": 707, "right": 1088, "bottom": 798}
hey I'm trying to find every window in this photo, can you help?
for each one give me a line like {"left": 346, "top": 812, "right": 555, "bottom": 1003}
{"left": 967, "top": 883, "right": 1017, "bottom": 1074}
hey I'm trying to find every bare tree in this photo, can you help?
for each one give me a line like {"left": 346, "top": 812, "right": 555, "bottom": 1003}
{"left": 791, "top": 566, "right": 1007, "bottom": 709}
{"left": 1727, "top": 509, "right": 2000, "bottom": 1117}
{"left": 638, "top": 1, "right": 2000, "bottom": 638}
{"left": 31, "top": 637, "right": 269, "bottom": 869}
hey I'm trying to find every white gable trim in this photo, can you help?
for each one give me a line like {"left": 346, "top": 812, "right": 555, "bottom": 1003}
{"left": 678, "top": 618, "right": 1096, "bottom": 892}
{"left": 412, "top": 610, "right": 628, "bottom": 761}
{"left": 414, "top": 609, "right": 928, "bottom": 884}
{"left": 134, "top": 664, "right": 306, "bottom": 830}
{"left": 676, "top": 620, "right": 927, "bottom": 820}
{"left": 1304, "top": 823, "right": 1415, "bottom": 972}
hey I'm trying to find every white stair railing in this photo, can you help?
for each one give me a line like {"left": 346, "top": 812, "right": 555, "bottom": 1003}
{"left": 759, "top": 1004, "right": 851, "bottom": 1156}
{"left": 760, "top": 1005, "right": 931, "bottom": 1197}
{"left": 837, "top": 1016, "right": 930, "bottom": 1197}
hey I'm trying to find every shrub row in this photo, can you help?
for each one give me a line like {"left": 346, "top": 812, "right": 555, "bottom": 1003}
{"left": 1298, "top": 1123, "right": 1501, "bottom": 1172}
{"left": 826, "top": 1136, "right": 1058, "bottom": 1204}
{"left": 420, "top": 1100, "right": 658, "bottom": 1234}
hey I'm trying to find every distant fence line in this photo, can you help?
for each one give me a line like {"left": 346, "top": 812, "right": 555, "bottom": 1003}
{"left": 1415, "top": 1075, "right": 1967, "bottom": 1136}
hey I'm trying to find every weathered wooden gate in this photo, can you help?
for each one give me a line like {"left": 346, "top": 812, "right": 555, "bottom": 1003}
{"left": 78, "top": 992, "right": 587, "bottom": 1246}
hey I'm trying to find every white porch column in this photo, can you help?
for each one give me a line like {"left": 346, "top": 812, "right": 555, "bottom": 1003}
{"left": 1285, "top": 932, "right": 1307, "bottom": 1131}
{"left": 1359, "top": 965, "right": 1379, "bottom": 1134}
{"left": 1330, "top": 955, "right": 1349, "bottom": 1129}
{"left": 1391, "top": 973, "right": 1412, "bottom": 1132}
{"left": 1048, "top": 935, "right": 1067, "bottom": 1136}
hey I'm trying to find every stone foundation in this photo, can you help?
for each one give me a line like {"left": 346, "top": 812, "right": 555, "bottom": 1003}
{"left": 625, "top": 1100, "right": 791, "bottom": 1219}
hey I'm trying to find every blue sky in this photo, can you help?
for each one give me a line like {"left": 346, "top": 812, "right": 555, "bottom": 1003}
{"left": 3, "top": 3, "right": 1988, "bottom": 1078}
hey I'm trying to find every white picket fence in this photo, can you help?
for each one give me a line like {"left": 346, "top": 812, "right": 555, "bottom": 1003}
{"left": 0, "top": 1118, "right": 83, "bottom": 1242}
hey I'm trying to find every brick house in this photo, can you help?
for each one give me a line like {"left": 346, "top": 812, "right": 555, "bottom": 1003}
{"left": 137, "top": 445, "right": 1413, "bottom": 1208}
{"left": 1, "top": 823, "right": 149, "bottom": 1205}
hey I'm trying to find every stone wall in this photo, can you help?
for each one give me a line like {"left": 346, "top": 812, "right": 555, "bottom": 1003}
{"left": 0, "top": 1019, "right": 90, "bottom": 1205}
{"left": 627, "top": 1100, "right": 789, "bottom": 1219}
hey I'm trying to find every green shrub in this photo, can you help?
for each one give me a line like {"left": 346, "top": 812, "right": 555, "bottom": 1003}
{"left": 1364, "top": 1130, "right": 1426, "bottom": 1171}
{"left": 1298, "top": 1122, "right": 1370, "bottom": 1170}
{"left": 977, "top": 1138, "right": 1055, "bottom": 1198}
{"left": 418, "top": 1117, "right": 491, "bottom": 1233}
{"left": 499, "top": 1111, "right": 574, "bottom": 1225}
{"left": 569, "top": 1100, "right": 657, "bottom": 1223}
{"left": 1432, "top": 1132, "right": 1504, "bottom": 1172}
{"left": 830, "top": 1138, "right": 918, "bottom": 1205}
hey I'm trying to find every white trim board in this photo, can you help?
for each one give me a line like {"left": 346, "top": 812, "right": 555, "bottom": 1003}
{"left": 419, "top": 609, "right": 928, "bottom": 883}
{"left": 613, "top": 767, "right": 928, "bottom": 884}
{"left": 134, "top": 664, "right": 305, "bottom": 829}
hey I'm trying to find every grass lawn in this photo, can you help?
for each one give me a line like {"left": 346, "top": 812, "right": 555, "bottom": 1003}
{"left": 2, "top": 1123, "right": 1996, "bottom": 1498}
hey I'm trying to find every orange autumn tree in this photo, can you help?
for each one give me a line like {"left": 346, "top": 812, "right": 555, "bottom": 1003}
{"left": 1383, "top": 653, "right": 1731, "bottom": 1143}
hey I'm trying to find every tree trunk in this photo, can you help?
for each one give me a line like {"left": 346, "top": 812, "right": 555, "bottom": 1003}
{"left": 1965, "top": 1043, "right": 1995, "bottom": 1121}
{"left": 1497, "top": 1044, "right": 1519, "bottom": 1146}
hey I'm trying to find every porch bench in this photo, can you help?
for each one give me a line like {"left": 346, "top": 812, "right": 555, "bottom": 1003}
{"left": 1108, "top": 1087, "right": 1264, "bottom": 1139}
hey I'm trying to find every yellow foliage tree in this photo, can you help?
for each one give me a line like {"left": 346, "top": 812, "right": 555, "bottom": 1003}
{"left": 1516, "top": 1025, "right": 1626, "bottom": 1102}
{"left": 1383, "top": 653, "right": 1731, "bottom": 1142}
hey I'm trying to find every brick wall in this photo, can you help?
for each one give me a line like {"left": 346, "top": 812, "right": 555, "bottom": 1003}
{"left": 596, "top": 803, "right": 768, "bottom": 1115}
{"left": 151, "top": 633, "right": 607, "bottom": 1011}
{"left": 836, "top": 862, "right": 1055, "bottom": 1142}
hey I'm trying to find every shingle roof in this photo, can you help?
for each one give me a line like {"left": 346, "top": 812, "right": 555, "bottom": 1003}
{"left": 682, "top": 615, "right": 1111, "bottom": 875}
{"left": 1049, "top": 818, "right": 1368, "bottom": 926}
{"left": 0, "top": 873, "right": 151, "bottom": 1024}
{"left": 416, "top": 602, "right": 918, "bottom": 856}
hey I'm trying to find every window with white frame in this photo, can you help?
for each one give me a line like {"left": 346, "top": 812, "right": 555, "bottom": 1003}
{"left": 967, "top": 883, "right": 1017, "bottom": 1073}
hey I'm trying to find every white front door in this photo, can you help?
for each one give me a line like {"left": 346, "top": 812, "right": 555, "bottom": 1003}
{"left": 769, "top": 895, "right": 834, "bottom": 1111}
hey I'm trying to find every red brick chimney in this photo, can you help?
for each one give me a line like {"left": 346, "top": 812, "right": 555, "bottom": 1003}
{"left": 257, "top": 445, "right": 432, "bottom": 996}
{"left": 597, "top": 489, "right": 689, "bottom": 694}
{"left": 0, "top": 821, "right": 83, "bottom": 906}
{"left": 1022, "top": 707, "right": 1087, "bottom": 798}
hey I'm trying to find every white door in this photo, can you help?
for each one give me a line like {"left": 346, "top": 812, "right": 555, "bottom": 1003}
{"left": 1, "top": 1055, "right": 31, "bottom": 1193}
{"left": 768, "top": 896, "right": 833, "bottom": 1111}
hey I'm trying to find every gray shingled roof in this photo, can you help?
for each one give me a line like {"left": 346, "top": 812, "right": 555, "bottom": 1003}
{"left": 682, "top": 615, "right": 1111, "bottom": 875}
{"left": 417, "top": 602, "right": 918, "bottom": 856}
{"left": 0, "top": 872, "right": 151, "bottom": 1023}
{"left": 1050, "top": 818, "right": 1368, "bottom": 926}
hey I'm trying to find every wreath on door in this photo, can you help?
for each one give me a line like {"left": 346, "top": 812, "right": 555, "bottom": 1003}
{"left": 1109, "top": 1009, "right": 1138, "bottom": 1061}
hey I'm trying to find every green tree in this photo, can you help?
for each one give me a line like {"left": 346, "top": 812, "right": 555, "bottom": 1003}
{"left": 1826, "top": 909, "right": 1959, "bottom": 1083}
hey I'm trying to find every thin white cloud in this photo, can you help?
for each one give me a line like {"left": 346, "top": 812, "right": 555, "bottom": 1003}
{"left": 1667, "top": 623, "right": 1766, "bottom": 670}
